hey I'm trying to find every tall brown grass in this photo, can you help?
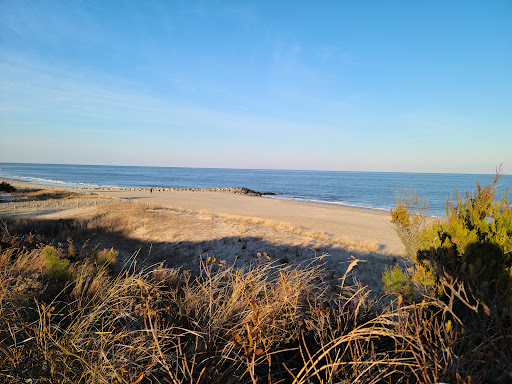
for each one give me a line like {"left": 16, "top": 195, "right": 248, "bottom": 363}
{"left": 1, "top": 187, "right": 509, "bottom": 383}
{"left": 1, "top": 215, "right": 503, "bottom": 383}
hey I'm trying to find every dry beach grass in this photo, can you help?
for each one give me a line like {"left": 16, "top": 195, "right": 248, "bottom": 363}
{"left": 1, "top": 180, "right": 510, "bottom": 383}
{"left": 0, "top": 220, "right": 470, "bottom": 383}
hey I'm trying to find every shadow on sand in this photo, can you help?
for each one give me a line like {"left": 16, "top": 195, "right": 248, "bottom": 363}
{"left": 3, "top": 216, "right": 401, "bottom": 293}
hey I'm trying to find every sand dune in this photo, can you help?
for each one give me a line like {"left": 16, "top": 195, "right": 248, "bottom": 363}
{"left": 88, "top": 188, "right": 405, "bottom": 255}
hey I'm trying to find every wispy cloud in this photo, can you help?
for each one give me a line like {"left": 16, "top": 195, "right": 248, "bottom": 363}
{"left": 0, "top": 53, "right": 339, "bottom": 143}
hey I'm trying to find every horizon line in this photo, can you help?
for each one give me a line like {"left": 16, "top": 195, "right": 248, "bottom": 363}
{"left": 0, "top": 161, "right": 508, "bottom": 176}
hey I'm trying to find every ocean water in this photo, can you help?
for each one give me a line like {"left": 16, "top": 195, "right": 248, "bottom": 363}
{"left": 1, "top": 162, "right": 511, "bottom": 217}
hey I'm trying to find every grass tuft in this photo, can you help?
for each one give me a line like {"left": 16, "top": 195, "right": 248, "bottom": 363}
{"left": 43, "top": 245, "right": 74, "bottom": 282}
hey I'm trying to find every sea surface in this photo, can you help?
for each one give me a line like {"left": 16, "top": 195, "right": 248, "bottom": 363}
{"left": 1, "top": 163, "right": 511, "bottom": 217}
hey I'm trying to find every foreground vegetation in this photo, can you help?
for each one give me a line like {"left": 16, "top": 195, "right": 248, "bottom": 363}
{"left": 0, "top": 177, "right": 511, "bottom": 383}
{"left": 389, "top": 168, "right": 512, "bottom": 383}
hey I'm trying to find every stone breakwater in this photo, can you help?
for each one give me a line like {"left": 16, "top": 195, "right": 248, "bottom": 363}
{"left": 92, "top": 186, "right": 276, "bottom": 196}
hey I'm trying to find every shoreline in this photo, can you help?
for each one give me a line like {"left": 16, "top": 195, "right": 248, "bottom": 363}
{"left": 1, "top": 177, "right": 406, "bottom": 255}
{"left": 0, "top": 175, "right": 395, "bottom": 214}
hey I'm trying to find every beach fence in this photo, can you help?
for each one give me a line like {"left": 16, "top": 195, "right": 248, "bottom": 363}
{"left": 0, "top": 196, "right": 121, "bottom": 216}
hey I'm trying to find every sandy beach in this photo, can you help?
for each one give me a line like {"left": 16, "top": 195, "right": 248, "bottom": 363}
{"left": 1, "top": 177, "right": 408, "bottom": 290}
{"left": 91, "top": 188, "right": 404, "bottom": 255}
{"left": 1, "top": 177, "right": 404, "bottom": 255}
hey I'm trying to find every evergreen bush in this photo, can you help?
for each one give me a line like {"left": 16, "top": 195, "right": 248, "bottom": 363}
{"left": 0, "top": 181, "right": 16, "bottom": 193}
{"left": 43, "top": 245, "right": 74, "bottom": 282}
{"left": 389, "top": 166, "right": 512, "bottom": 304}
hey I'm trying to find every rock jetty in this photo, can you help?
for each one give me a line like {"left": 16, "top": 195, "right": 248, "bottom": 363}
{"left": 94, "top": 186, "right": 276, "bottom": 196}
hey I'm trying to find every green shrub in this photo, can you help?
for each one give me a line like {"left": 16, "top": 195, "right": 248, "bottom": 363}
{"left": 43, "top": 245, "right": 74, "bottom": 282}
{"left": 409, "top": 263, "right": 437, "bottom": 288}
{"left": 390, "top": 189, "right": 429, "bottom": 263}
{"left": 382, "top": 263, "right": 438, "bottom": 303}
{"left": 389, "top": 167, "right": 512, "bottom": 304}
{"left": 382, "top": 264, "right": 415, "bottom": 302}
{"left": 419, "top": 170, "right": 511, "bottom": 301}
{"left": 0, "top": 182, "right": 16, "bottom": 193}
{"left": 95, "top": 248, "right": 118, "bottom": 269}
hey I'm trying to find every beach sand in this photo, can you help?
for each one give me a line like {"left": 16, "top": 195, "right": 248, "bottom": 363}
{"left": 1, "top": 178, "right": 407, "bottom": 291}
{"left": 88, "top": 188, "right": 404, "bottom": 255}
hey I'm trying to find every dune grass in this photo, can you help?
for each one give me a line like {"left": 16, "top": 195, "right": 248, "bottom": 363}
{"left": 1, "top": 188, "right": 510, "bottom": 383}
{"left": 1, "top": 214, "right": 506, "bottom": 383}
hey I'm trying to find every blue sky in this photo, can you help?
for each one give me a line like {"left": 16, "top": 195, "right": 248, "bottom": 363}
{"left": 1, "top": 1, "right": 511, "bottom": 173}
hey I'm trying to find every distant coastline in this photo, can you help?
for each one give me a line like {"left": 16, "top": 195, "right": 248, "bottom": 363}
{"left": 1, "top": 162, "right": 511, "bottom": 217}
